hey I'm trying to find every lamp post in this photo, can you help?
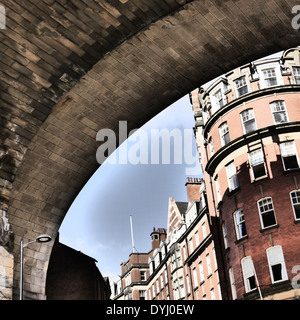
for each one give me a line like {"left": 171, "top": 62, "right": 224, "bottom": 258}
{"left": 20, "top": 234, "right": 52, "bottom": 300}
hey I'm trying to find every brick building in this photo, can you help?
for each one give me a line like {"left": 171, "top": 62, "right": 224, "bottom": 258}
{"left": 191, "top": 47, "right": 300, "bottom": 300}
{"left": 46, "top": 236, "right": 111, "bottom": 300}
{"left": 111, "top": 178, "right": 226, "bottom": 300}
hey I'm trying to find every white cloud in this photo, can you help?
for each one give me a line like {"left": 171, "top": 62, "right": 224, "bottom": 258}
{"left": 59, "top": 234, "right": 109, "bottom": 258}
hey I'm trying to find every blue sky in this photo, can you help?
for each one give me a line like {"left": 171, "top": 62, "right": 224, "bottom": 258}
{"left": 59, "top": 94, "right": 203, "bottom": 282}
{"left": 58, "top": 50, "right": 284, "bottom": 283}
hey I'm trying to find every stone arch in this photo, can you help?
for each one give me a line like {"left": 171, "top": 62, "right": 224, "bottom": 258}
{"left": 0, "top": 0, "right": 299, "bottom": 299}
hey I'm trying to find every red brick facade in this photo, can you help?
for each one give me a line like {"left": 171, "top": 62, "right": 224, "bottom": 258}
{"left": 192, "top": 47, "right": 300, "bottom": 299}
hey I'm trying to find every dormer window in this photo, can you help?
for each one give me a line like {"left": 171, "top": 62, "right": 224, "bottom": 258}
{"left": 152, "top": 234, "right": 159, "bottom": 240}
{"left": 235, "top": 76, "right": 248, "bottom": 97}
{"left": 214, "top": 89, "right": 225, "bottom": 109}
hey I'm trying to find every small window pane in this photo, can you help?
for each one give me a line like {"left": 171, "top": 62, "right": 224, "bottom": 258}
{"left": 263, "top": 69, "right": 277, "bottom": 87}
{"left": 270, "top": 101, "right": 288, "bottom": 124}
{"left": 258, "top": 198, "right": 276, "bottom": 228}
{"left": 271, "top": 264, "right": 283, "bottom": 282}
{"left": 291, "top": 191, "right": 300, "bottom": 220}
{"left": 219, "top": 122, "right": 230, "bottom": 146}
{"left": 293, "top": 67, "right": 300, "bottom": 84}
{"left": 248, "top": 276, "right": 256, "bottom": 290}
{"left": 280, "top": 142, "right": 299, "bottom": 170}
{"left": 249, "top": 149, "right": 267, "bottom": 179}
{"left": 241, "top": 109, "right": 256, "bottom": 134}
{"left": 214, "top": 89, "right": 224, "bottom": 109}
{"left": 235, "top": 76, "right": 248, "bottom": 97}
{"left": 234, "top": 210, "right": 247, "bottom": 239}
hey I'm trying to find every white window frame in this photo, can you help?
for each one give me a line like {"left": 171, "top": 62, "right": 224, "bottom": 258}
{"left": 195, "top": 231, "right": 200, "bottom": 247}
{"left": 186, "top": 274, "right": 191, "bottom": 294}
{"left": 222, "top": 222, "right": 229, "bottom": 249}
{"left": 262, "top": 68, "right": 278, "bottom": 87}
{"left": 255, "top": 61, "right": 283, "bottom": 89}
{"left": 280, "top": 141, "right": 300, "bottom": 171}
{"left": 139, "top": 290, "right": 146, "bottom": 300}
{"left": 183, "top": 245, "right": 187, "bottom": 261}
{"left": 290, "top": 190, "right": 300, "bottom": 221}
{"left": 214, "top": 88, "right": 225, "bottom": 110}
{"left": 292, "top": 66, "right": 300, "bottom": 84}
{"left": 240, "top": 109, "right": 257, "bottom": 134}
{"left": 235, "top": 76, "right": 248, "bottom": 98}
{"left": 233, "top": 209, "right": 247, "bottom": 240}
{"left": 219, "top": 122, "right": 230, "bottom": 146}
{"left": 270, "top": 100, "right": 289, "bottom": 124}
{"left": 160, "top": 273, "right": 164, "bottom": 288}
{"left": 266, "top": 246, "right": 288, "bottom": 284}
{"left": 199, "top": 261, "right": 205, "bottom": 283}
{"left": 164, "top": 269, "right": 168, "bottom": 283}
{"left": 202, "top": 221, "right": 207, "bottom": 238}
{"left": 210, "top": 287, "right": 216, "bottom": 300}
{"left": 241, "top": 256, "right": 257, "bottom": 293}
{"left": 209, "top": 137, "right": 214, "bottom": 156}
{"left": 140, "top": 270, "right": 146, "bottom": 281}
{"left": 249, "top": 148, "right": 267, "bottom": 181}
{"left": 193, "top": 267, "right": 198, "bottom": 288}
{"left": 257, "top": 197, "right": 277, "bottom": 229}
{"left": 226, "top": 161, "right": 239, "bottom": 191}
{"left": 229, "top": 267, "right": 237, "bottom": 300}
{"left": 206, "top": 253, "right": 212, "bottom": 276}
{"left": 189, "top": 237, "right": 194, "bottom": 253}
{"left": 209, "top": 81, "right": 227, "bottom": 114}
{"left": 178, "top": 276, "right": 185, "bottom": 299}
{"left": 215, "top": 175, "right": 222, "bottom": 203}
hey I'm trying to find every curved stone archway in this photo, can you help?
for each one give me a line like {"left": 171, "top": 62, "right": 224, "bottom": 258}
{"left": 0, "top": 0, "right": 300, "bottom": 299}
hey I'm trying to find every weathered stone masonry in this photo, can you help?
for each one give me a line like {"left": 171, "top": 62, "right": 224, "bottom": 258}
{"left": 0, "top": 0, "right": 300, "bottom": 299}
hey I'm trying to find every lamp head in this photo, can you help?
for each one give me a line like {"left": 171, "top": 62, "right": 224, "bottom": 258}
{"left": 36, "top": 234, "right": 52, "bottom": 243}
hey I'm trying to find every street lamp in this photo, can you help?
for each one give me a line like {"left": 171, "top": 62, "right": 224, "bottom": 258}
{"left": 20, "top": 234, "right": 52, "bottom": 300}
